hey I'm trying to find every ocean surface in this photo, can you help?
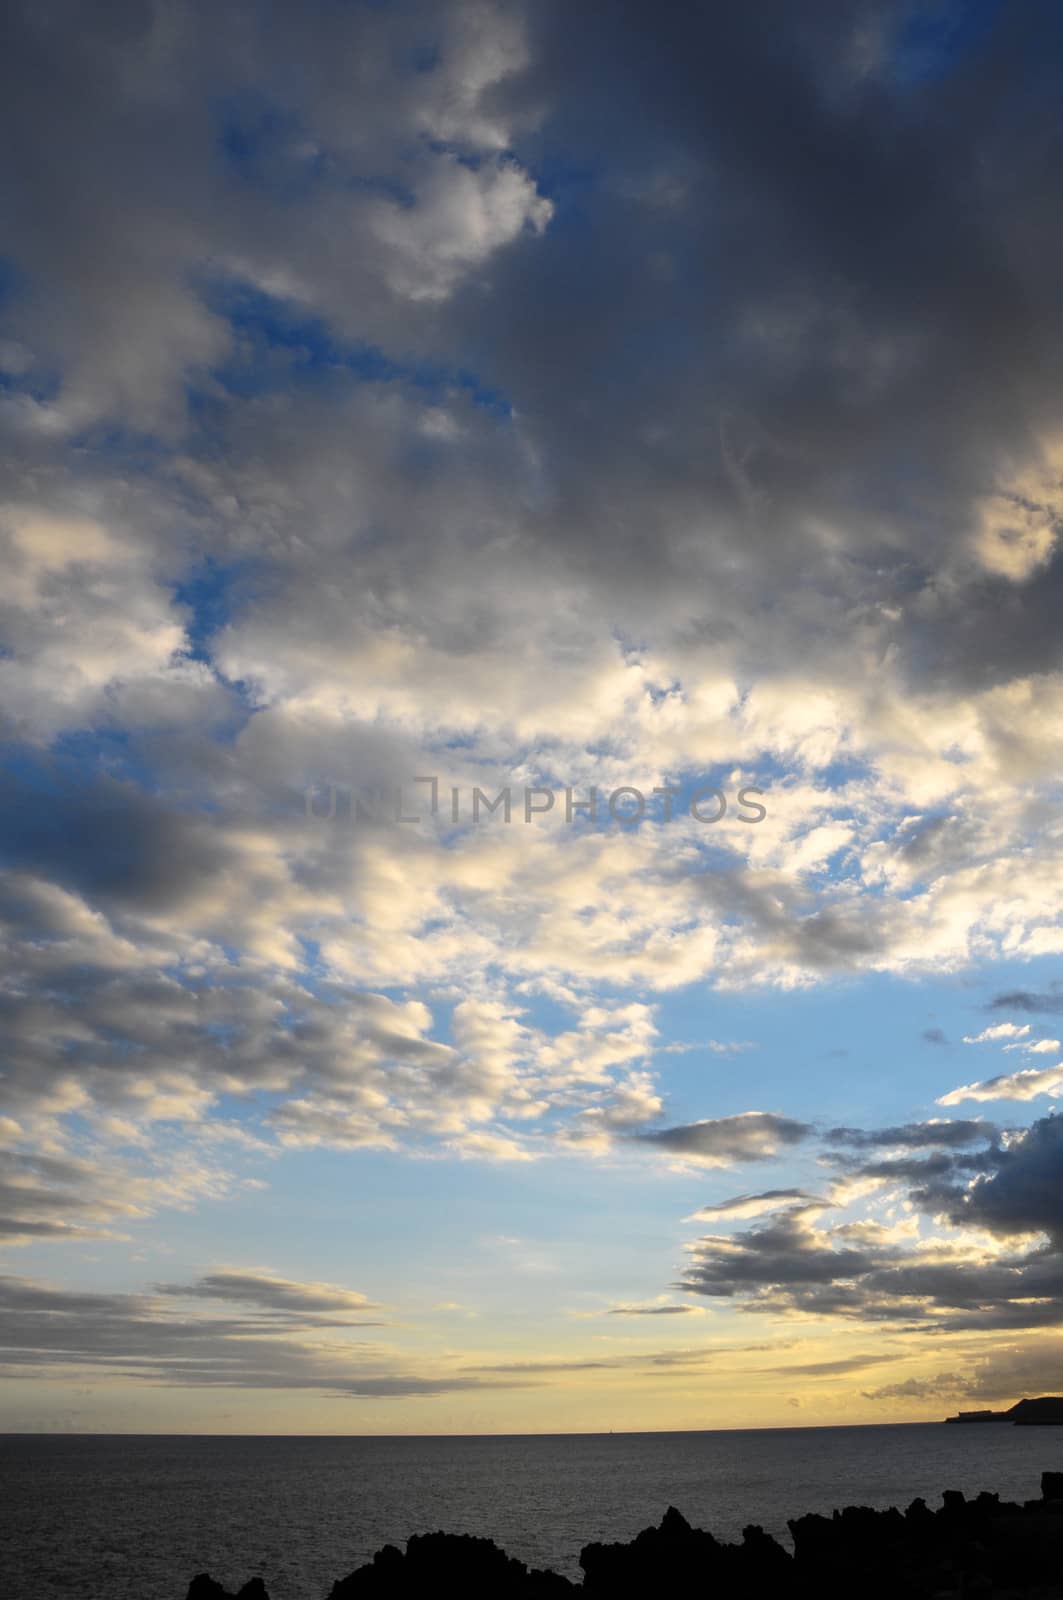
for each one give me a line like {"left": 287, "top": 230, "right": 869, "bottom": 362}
{"left": 4, "top": 1424, "right": 1063, "bottom": 1599}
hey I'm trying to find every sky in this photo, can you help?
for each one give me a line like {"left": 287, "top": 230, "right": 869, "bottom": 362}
{"left": 3, "top": 0, "right": 1063, "bottom": 1435}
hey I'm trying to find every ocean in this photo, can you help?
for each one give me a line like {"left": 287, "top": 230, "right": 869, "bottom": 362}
{"left": 3, "top": 1424, "right": 1063, "bottom": 1599}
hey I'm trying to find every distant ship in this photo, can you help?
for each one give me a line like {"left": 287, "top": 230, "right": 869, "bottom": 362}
{"left": 944, "top": 1397, "right": 1063, "bottom": 1425}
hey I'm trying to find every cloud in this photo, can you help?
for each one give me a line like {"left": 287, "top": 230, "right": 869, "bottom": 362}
{"left": 0, "top": 1272, "right": 518, "bottom": 1398}
{"left": 5, "top": 0, "right": 1063, "bottom": 1423}
{"left": 0, "top": 1144, "right": 245, "bottom": 1247}
{"left": 155, "top": 1271, "right": 381, "bottom": 1320}
{"left": 866, "top": 1341, "right": 1063, "bottom": 1406}
{"left": 946, "top": 1337, "right": 1063, "bottom": 1402}
{"left": 676, "top": 1114, "right": 1063, "bottom": 1333}
{"left": 370, "top": 153, "right": 552, "bottom": 302}
{"left": 763, "top": 1353, "right": 906, "bottom": 1378}
{"left": 1, "top": 2, "right": 1063, "bottom": 1033}
{"left": 950, "top": 1114, "right": 1063, "bottom": 1243}
{"left": 990, "top": 989, "right": 1063, "bottom": 1015}
{"left": 679, "top": 1208, "right": 878, "bottom": 1303}
{"left": 605, "top": 1303, "right": 701, "bottom": 1317}
{"left": 863, "top": 1374, "right": 967, "bottom": 1403}
{"left": 661, "top": 1039, "right": 757, "bottom": 1057}
{"left": 964, "top": 1024, "right": 1031, "bottom": 1044}
{"left": 938, "top": 1063, "right": 1063, "bottom": 1105}
{"left": 687, "top": 1189, "right": 826, "bottom": 1221}
{"left": 464, "top": 1339, "right": 795, "bottom": 1378}
{"left": 825, "top": 1120, "right": 1000, "bottom": 1149}
{"left": 633, "top": 1112, "right": 813, "bottom": 1167}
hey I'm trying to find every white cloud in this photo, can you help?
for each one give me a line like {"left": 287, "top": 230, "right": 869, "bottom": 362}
{"left": 938, "top": 1062, "right": 1063, "bottom": 1105}
{"left": 372, "top": 154, "right": 552, "bottom": 301}
{"left": 963, "top": 1023, "right": 1031, "bottom": 1044}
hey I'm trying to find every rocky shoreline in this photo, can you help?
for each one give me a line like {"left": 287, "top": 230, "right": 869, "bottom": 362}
{"left": 187, "top": 1470, "right": 1063, "bottom": 1598}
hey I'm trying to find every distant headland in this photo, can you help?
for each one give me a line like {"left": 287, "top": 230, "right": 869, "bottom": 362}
{"left": 944, "top": 1396, "right": 1063, "bottom": 1425}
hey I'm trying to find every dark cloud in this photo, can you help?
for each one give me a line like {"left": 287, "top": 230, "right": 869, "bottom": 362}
{"left": 3, "top": 0, "right": 1062, "bottom": 719}
{"left": 990, "top": 988, "right": 1063, "bottom": 1015}
{"left": 155, "top": 1271, "right": 381, "bottom": 1320}
{"left": 953, "top": 1113, "right": 1063, "bottom": 1242}
{"left": 0, "top": 1149, "right": 155, "bottom": 1244}
{"left": 680, "top": 1209, "right": 876, "bottom": 1300}
{"left": 462, "top": 0, "right": 1063, "bottom": 691}
{"left": 0, "top": 762, "right": 232, "bottom": 915}
{"left": 634, "top": 1112, "right": 813, "bottom": 1165}
{"left": 691, "top": 1188, "right": 826, "bottom": 1219}
{"left": 2, "top": 0, "right": 1063, "bottom": 1425}
{"left": 678, "top": 1114, "right": 1063, "bottom": 1333}
{"left": 866, "top": 1341, "right": 1063, "bottom": 1405}
{"left": 761, "top": 1353, "right": 906, "bottom": 1378}
{"left": 849, "top": 1150, "right": 993, "bottom": 1188}
{"left": 466, "top": 1340, "right": 792, "bottom": 1377}
{"left": 833, "top": 1112, "right": 1063, "bottom": 1247}
{"left": 605, "top": 1303, "right": 698, "bottom": 1317}
{"left": 0, "top": 0, "right": 1061, "bottom": 1195}
{"left": 826, "top": 1120, "right": 1000, "bottom": 1150}
{"left": 0, "top": 1273, "right": 513, "bottom": 1397}
{"left": 863, "top": 1374, "right": 967, "bottom": 1402}
{"left": 944, "top": 1338, "right": 1063, "bottom": 1402}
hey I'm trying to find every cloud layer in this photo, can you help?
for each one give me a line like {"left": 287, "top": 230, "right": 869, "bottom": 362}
{"left": 3, "top": 0, "right": 1063, "bottom": 1419}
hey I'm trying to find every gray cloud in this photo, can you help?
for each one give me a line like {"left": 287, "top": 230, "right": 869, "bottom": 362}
{"left": 0, "top": 1146, "right": 236, "bottom": 1246}
{"left": 863, "top": 1374, "right": 967, "bottom": 1403}
{"left": 825, "top": 1120, "right": 1001, "bottom": 1150}
{"left": 0, "top": 1273, "right": 517, "bottom": 1398}
{"left": 605, "top": 1303, "right": 699, "bottom": 1317}
{"left": 952, "top": 1114, "right": 1063, "bottom": 1242}
{"left": 689, "top": 1189, "right": 826, "bottom": 1220}
{"left": 454, "top": 1, "right": 1063, "bottom": 693}
{"left": 634, "top": 1112, "right": 813, "bottom": 1166}
{"left": 2, "top": 0, "right": 1063, "bottom": 1377}
{"left": 866, "top": 1341, "right": 1063, "bottom": 1405}
{"left": 990, "top": 989, "right": 1063, "bottom": 1015}
{"left": 677, "top": 1114, "right": 1063, "bottom": 1333}
{"left": 154, "top": 1271, "right": 381, "bottom": 1320}
{"left": 762, "top": 1353, "right": 906, "bottom": 1378}
{"left": 465, "top": 1339, "right": 793, "bottom": 1377}
{"left": 680, "top": 1209, "right": 876, "bottom": 1301}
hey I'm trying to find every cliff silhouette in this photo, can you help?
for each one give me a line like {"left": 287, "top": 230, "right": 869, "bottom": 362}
{"left": 945, "top": 1396, "right": 1063, "bottom": 1425}
{"left": 187, "top": 1469, "right": 1063, "bottom": 1598}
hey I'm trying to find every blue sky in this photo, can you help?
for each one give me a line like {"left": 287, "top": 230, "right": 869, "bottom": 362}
{"left": 3, "top": 0, "right": 1063, "bottom": 1434}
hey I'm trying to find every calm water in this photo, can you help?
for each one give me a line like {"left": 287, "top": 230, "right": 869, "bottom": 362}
{"left": 3, "top": 1425, "right": 1063, "bottom": 1598}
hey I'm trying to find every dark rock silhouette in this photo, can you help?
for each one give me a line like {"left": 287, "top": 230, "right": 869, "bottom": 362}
{"left": 186, "top": 1578, "right": 270, "bottom": 1600}
{"left": 325, "top": 1530, "right": 575, "bottom": 1596}
{"left": 1012, "top": 1396, "right": 1063, "bottom": 1425}
{"left": 185, "top": 1469, "right": 1063, "bottom": 1598}
{"left": 579, "top": 1502, "right": 795, "bottom": 1595}
{"left": 945, "top": 1394, "right": 1063, "bottom": 1424}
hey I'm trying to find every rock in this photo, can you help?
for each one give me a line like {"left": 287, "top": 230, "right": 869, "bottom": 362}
{"left": 657, "top": 1504, "right": 690, "bottom": 1537}
{"left": 328, "top": 1529, "right": 575, "bottom": 1596}
{"left": 580, "top": 1504, "right": 722, "bottom": 1595}
{"left": 187, "top": 1469, "right": 1063, "bottom": 1597}
{"left": 580, "top": 1504, "right": 793, "bottom": 1596}
{"left": 186, "top": 1578, "right": 270, "bottom": 1600}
